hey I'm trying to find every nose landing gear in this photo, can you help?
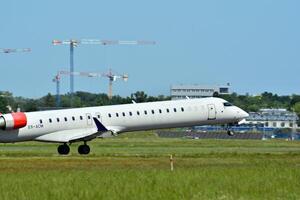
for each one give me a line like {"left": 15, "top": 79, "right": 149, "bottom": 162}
{"left": 227, "top": 130, "right": 234, "bottom": 136}
{"left": 226, "top": 123, "right": 235, "bottom": 136}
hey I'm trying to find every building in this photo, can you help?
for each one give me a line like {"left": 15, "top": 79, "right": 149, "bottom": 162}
{"left": 245, "top": 109, "right": 298, "bottom": 129}
{"left": 171, "top": 84, "right": 230, "bottom": 100}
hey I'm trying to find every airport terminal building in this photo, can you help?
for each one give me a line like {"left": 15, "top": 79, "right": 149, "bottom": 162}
{"left": 245, "top": 109, "right": 298, "bottom": 129}
{"left": 171, "top": 84, "right": 230, "bottom": 100}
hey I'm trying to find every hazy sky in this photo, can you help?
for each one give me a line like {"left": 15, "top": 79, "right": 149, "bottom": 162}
{"left": 0, "top": 0, "right": 299, "bottom": 98}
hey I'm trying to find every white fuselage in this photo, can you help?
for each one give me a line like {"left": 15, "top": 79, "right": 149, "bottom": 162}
{"left": 0, "top": 97, "right": 248, "bottom": 143}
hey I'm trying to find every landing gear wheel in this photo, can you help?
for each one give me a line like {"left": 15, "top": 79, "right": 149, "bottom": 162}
{"left": 58, "top": 144, "right": 70, "bottom": 155}
{"left": 78, "top": 144, "right": 90, "bottom": 155}
{"left": 227, "top": 130, "right": 234, "bottom": 136}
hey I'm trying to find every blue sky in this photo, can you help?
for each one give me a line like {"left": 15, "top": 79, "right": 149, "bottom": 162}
{"left": 0, "top": 0, "right": 299, "bottom": 98}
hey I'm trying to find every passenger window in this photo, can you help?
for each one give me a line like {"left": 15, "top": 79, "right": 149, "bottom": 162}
{"left": 151, "top": 110, "right": 155, "bottom": 114}
{"left": 116, "top": 113, "right": 119, "bottom": 117}
{"left": 174, "top": 108, "right": 177, "bottom": 112}
{"left": 159, "top": 109, "right": 162, "bottom": 114}
{"left": 72, "top": 116, "right": 75, "bottom": 121}
{"left": 181, "top": 107, "right": 184, "bottom": 112}
{"left": 57, "top": 118, "right": 60, "bottom": 122}
{"left": 137, "top": 111, "right": 140, "bottom": 115}
{"left": 122, "top": 112, "right": 126, "bottom": 117}
{"left": 144, "top": 110, "right": 148, "bottom": 115}
{"left": 64, "top": 117, "right": 67, "bottom": 122}
{"left": 80, "top": 116, "right": 83, "bottom": 120}
{"left": 88, "top": 116, "right": 91, "bottom": 120}
{"left": 40, "top": 120, "right": 43, "bottom": 124}
{"left": 129, "top": 112, "right": 132, "bottom": 116}
{"left": 97, "top": 115, "right": 100, "bottom": 119}
{"left": 49, "top": 119, "right": 52, "bottom": 123}
{"left": 166, "top": 109, "right": 170, "bottom": 113}
{"left": 108, "top": 113, "right": 112, "bottom": 118}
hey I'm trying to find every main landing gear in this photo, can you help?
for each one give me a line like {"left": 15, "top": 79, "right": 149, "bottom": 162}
{"left": 57, "top": 143, "right": 70, "bottom": 155}
{"left": 57, "top": 142, "right": 91, "bottom": 155}
{"left": 78, "top": 142, "right": 90, "bottom": 155}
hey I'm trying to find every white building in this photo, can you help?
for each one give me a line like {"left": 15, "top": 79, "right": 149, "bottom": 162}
{"left": 171, "top": 84, "right": 230, "bottom": 100}
{"left": 245, "top": 109, "right": 298, "bottom": 129}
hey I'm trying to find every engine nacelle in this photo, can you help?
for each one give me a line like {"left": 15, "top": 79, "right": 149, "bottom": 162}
{"left": 0, "top": 112, "right": 27, "bottom": 130}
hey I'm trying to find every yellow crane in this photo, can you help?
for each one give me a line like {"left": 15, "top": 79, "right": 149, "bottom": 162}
{"left": 53, "top": 69, "right": 128, "bottom": 107}
{"left": 102, "top": 69, "right": 128, "bottom": 100}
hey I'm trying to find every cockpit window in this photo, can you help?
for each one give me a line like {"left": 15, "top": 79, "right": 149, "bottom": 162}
{"left": 223, "top": 102, "right": 233, "bottom": 107}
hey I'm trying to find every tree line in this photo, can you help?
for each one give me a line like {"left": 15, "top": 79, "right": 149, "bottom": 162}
{"left": 0, "top": 91, "right": 170, "bottom": 113}
{"left": 1, "top": 91, "right": 300, "bottom": 118}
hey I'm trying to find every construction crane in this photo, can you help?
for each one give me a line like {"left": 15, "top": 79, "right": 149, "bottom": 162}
{"left": 53, "top": 69, "right": 128, "bottom": 107}
{"left": 52, "top": 39, "right": 155, "bottom": 107}
{"left": 52, "top": 73, "right": 61, "bottom": 107}
{"left": 0, "top": 48, "right": 31, "bottom": 54}
{"left": 102, "top": 69, "right": 128, "bottom": 100}
{"left": 53, "top": 70, "right": 99, "bottom": 107}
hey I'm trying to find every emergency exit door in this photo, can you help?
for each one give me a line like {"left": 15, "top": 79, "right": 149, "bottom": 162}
{"left": 207, "top": 104, "right": 216, "bottom": 120}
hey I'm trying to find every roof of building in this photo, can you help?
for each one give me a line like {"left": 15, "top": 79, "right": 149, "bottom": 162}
{"left": 247, "top": 108, "right": 298, "bottom": 122}
{"left": 171, "top": 84, "right": 229, "bottom": 89}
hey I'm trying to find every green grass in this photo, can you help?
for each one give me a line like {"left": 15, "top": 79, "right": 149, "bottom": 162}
{"left": 0, "top": 131, "right": 299, "bottom": 200}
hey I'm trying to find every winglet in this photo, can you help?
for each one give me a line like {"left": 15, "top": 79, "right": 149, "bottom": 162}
{"left": 93, "top": 117, "right": 108, "bottom": 132}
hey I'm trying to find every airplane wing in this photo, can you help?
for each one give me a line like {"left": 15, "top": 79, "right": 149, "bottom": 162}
{"left": 34, "top": 127, "right": 99, "bottom": 143}
{"left": 34, "top": 118, "right": 125, "bottom": 143}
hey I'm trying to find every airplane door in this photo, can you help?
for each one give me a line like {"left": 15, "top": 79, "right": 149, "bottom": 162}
{"left": 207, "top": 104, "right": 216, "bottom": 120}
{"left": 86, "top": 113, "right": 93, "bottom": 126}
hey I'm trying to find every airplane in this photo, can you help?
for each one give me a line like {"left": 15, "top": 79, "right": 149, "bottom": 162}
{"left": 0, "top": 97, "right": 249, "bottom": 155}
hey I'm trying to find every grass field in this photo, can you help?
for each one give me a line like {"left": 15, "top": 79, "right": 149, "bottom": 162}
{"left": 0, "top": 131, "right": 300, "bottom": 200}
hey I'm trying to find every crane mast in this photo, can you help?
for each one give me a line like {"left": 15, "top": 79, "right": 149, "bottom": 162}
{"left": 103, "top": 69, "right": 128, "bottom": 99}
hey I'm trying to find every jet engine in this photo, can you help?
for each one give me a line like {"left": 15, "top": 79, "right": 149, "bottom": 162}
{"left": 0, "top": 112, "right": 27, "bottom": 130}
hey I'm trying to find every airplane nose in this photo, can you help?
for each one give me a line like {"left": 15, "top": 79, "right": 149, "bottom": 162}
{"left": 239, "top": 109, "right": 249, "bottom": 118}
{"left": 235, "top": 107, "right": 249, "bottom": 119}
{"left": 241, "top": 110, "right": 249, "bottom": 118}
